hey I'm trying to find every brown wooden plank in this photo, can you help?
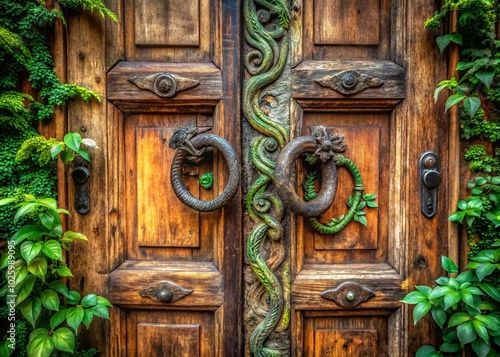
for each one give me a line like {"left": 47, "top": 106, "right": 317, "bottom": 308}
{"left": 314, "top": 0, "right": 379, "bottom": 45}
{"left": 314, "top": 329, "right": 377, "bottom": 357}
{"left": 137, "top": 323, "right": 200, "bottom": 356}
{"left": 136, "top": 127, "right": 200, "bottom": 248}
{"left": 292, "top": 61, "right": 406, "bottom": 103}
{"left": 109, "top": 260, "right": 223, "bottom": 307}
{"left": 124, "top": 0, "right": 212, "bottom": 62}
{"left": 292, "top": 263, "right": 404, "bottom": 310}
{"left": 220, "top": 1, "right": 243, "bottom": 355}
{"left": 135, "top": 0, "right": 200, "bottom": 46}
{"left": 107, "top": 62, "right": 222, "bottom": 111}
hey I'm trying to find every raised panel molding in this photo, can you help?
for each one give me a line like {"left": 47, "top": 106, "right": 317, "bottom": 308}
{"left": 136, "top": 323, "right": 200, "bottom": 356}
{"left": 314, "top": 329, "right": 378, "bottom": 357}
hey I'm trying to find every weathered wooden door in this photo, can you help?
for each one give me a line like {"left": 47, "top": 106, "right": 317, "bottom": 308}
{"left": 64, "top": 0, "right": 451, "bottom": 356}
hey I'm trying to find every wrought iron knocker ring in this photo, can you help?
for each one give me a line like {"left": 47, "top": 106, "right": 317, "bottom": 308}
{"left": 169, "top": 127, "right": 240, "bottom": 212}
{"left": 274, "top": 126, "right": 346, "bottom": 217}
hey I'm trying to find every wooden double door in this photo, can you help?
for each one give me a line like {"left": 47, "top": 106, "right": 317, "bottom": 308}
{"left": 63, "top": 0, "right": 452, "bottom": 355}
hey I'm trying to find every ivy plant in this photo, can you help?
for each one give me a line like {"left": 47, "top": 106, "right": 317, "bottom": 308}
{"left": 0, "top": 195, "right": 111, "bottom": 357}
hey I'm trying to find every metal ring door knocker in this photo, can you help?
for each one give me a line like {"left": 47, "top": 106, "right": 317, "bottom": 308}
{"left": 169, "top": 127, "right": 240, "bottom": 212}
{"left": 274, "top": 126, "right": 346, "bottom": 217}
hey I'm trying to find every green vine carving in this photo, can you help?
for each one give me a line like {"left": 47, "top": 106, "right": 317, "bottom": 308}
{"left": 303, "top": 155, "right": 378, "bottom": 234}
{"left": 199, "top": 173, "right": 213, "bottom": 190}
{"left": 243, "top": 0, "right": 291, "bottom": 355}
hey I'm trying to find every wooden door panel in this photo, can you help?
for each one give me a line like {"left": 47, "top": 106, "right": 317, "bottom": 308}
{"left": 289, "top": 1, "right": 407, "bottom": 355}
{"left": 127, "top": 310, "right": 216, "bottom": 356}
{"left": 124, "top": 0, "right": 218, "bottom": 63}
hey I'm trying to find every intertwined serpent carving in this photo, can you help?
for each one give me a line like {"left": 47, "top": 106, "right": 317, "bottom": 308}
{"left": 244, "top": 0, "right": 291, "bottom": 355}
{"left": 169, "top": 127, "right": 239, "bottom": 212}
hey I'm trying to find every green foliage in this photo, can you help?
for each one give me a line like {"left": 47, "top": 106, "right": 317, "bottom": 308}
{"left": 0, "top": 196, "right": 111, "bottom": 357}
{"left": 58, "top": 0, "right": 118, "bottom": 22}
{"left": 464, "top": 145, "right": 500, "bottom": 174}
{"left": 402, "top": 256, "right": 500, "bottom": 357}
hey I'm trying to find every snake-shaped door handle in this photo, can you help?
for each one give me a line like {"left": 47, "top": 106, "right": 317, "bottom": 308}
{"left": 169, "top": 127, "right": 240, "bottom": 212}
{"left": 274, "top": 126, "right": 346, "bottom": 217}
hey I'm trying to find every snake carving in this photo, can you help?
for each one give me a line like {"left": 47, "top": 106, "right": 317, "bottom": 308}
{"left": 243, "top": 0, "right": 291, "bottom": 355}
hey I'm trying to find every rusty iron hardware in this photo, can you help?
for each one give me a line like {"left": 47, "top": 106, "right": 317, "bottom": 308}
{"left": 139, "top": 281, "right": 192, "bottom": 303}
{"left": 129, "top": 72, "right": 200, "bottom": 98}
{"left": 169, "top": 127, "right": 240, "bottom": 212}
{"left": 72, "top": 158, "right": 90, "bottom": 214}
{"left": 315, "top": 70, "right": 384, "bottom": 95}
{"left": 321, "top": 281, "right": 375, "bottom": 308}
{"left": 420, "top": 151, "right": 442, "bottom": 218}
{"left": 274, "top": 126, "right": 345, "bottom": 217}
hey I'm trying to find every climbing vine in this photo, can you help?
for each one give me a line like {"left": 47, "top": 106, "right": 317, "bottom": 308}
{"left": 243, "top": 0, "right": 291, "bottom": 355}
{"left": 0, "top": 1, "right": 115, "bottom": 356}
{"left": 403, "top": 2, "right": 500, "bottom": 356}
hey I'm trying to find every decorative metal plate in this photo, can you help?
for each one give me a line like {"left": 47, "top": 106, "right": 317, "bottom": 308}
{"left": 321, "top": 281, "right": 375, "bottom": 307}
{"left": 139, "top": 281, "right": 192, "bottom": 303}
{"left": 129, "top": 72, "right": 199, "bottom": 98}
{"left": 315, "top": 70, "right": 384, "bottom": 95}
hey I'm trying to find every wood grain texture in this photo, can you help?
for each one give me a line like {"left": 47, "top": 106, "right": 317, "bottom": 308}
{"left": 109, "top": 260, "right": 223, "bottom": 307}
{"left": 136, "top": 323, "right": 200, "bottom": 357}
{"left": 314, "top": 0, "right": 379, "bottom": 45}
{"left": 292, "top": 263, "right": 404, "bottom": 310}
{"left": 135, "top": 0, "right": 200, "bottom": 46}
{"left": 314, "top": 329, "right": 377, "bottom": 357}
{"left": 292, "top": 60, "right": 405, "bottom": 102}
{"left": 107, "top": 62, "right": 222, "bottom": 111}
{"left": 124, "top": 0, "right": 212, "bottom": 62}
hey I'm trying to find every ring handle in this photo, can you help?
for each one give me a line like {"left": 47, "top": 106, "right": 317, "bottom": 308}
{"left": 170, "top": 127, "right": 240, "bottom": 212}
{"left": 274, "top": 126, "right": 346, "bottom": 217}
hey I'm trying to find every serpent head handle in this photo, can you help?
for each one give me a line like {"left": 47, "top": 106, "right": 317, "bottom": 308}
{"left": 169, "top": 127, "right": 240, "bottom": 212}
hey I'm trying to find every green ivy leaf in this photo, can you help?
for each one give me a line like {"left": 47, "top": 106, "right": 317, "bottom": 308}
{"left": 49, "top": 280, "right": 69, "bottom": 298}
{"left": 0, "top": 197, "right": 17, "bottom": 206}
{"left": 16, "top": 274, "right": 36, "bottom": 305}
{"left": 82, "top": 309, "right": 94, "bottom": 329}
{"left": 439, "top": 342, "right": 461, "bottom": 353}
{"left": 472, "top": 319, "right": 489, "bottom": 344}
{"left": 91, "top": 304, "right": 110, "bottom": 319}
{"left": 27, "top": 328, "right": 53, "bottom": 357}
{"left": 64, "top": 132, "right": 82, "bottom": 153}
{"left": 415, "top": 345, "right": 441, "bottom": 357}
{"left": 475, "top": 69, "right": 495, "bottom": 89}
{"left": 40, "top": 289, "right": 60, "bottom": 311}
{"left": 60, "top": 147, "right": 75, "bottom": 164}
{"left": 20, "top": 241, "right": 42, "bottom": 264}
{"left": 477, "top": 283, "right": 500, "bottom": 302}
{"left": 41, "top": 240, "right": 63, "bottom": 261}
{"left": 66, "top": 306, "right": 84, "bottom": 332}
{"left": 475, "top": 263, "right": 497, "bottom": 281}
{"left": 39, "top": 212, "right": 60, "bottom": 231}
{"left": 81, "top": 294, "right": 97, "bottom": 307}
{"left": 431, "top": 306, "right": 446, "bottom": 329}
{"left": 12, "top": 225, "right": 49, "bottom": 246}
{"left": 78, "top": 148, "right": 91, "bottom": 162}
{"left": 457, "top": 321, "right": 477, "bottom": 346}
{"left": 52, "top": 327, "right": 74, "bottom": 353}
{"left": 441, "top": 256, "right": 458, "bottom": 273}
{"left": 0, "top": 340, "right": 14, "bottom": 357}
{"left": 15, "top": 260, "right": 29, "bottom": 286}
{"left": 444, "top": 290, "right": 461, "bottom": 310}
{"left": 56, "top": 265, "right": 73, "bottom": 277}
{"left": 401, "top": 291, "right": 427, "bottom": 304}
{"left": 19, "top": 297, "right": 42, "bottom": 328}
{"left": 445, "top": 94, "right": 466, "bottom": 112}
{"left": 50, "top": 143, "right": 64, "bottom": 159}
{"left": 14, "top": 202, "right": 36, "bottom": 222}
{"left": 96, "top": 296, "right": 112, "bottom": 307}
{"left": 62, "top": 230, "right": 88, "bottom": 242}
{"left": 448, "top": 211, "right": 465, "bottom": 223}
{"left": 429, "top": 286, "right": 449, "bottom": 299}
{"left": 413, "top": 301, "right": 432, "bottom": 324}
{"left": 66, "top": 290, "right": 81, "bottom": 305}
{"left": 463, "top": 96, "right": 481, "bottom": 119}
{"left": 471, "top": 338, "right": 490, "bottom": 357}
{"left": 50, "top": 309, "right": 67, "bottom": 329}
{"left": 449, "top": 312, "right": 471, "bottom": 327}
{"left": 28, "top": 257, "right": 47, "bottom": 281}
